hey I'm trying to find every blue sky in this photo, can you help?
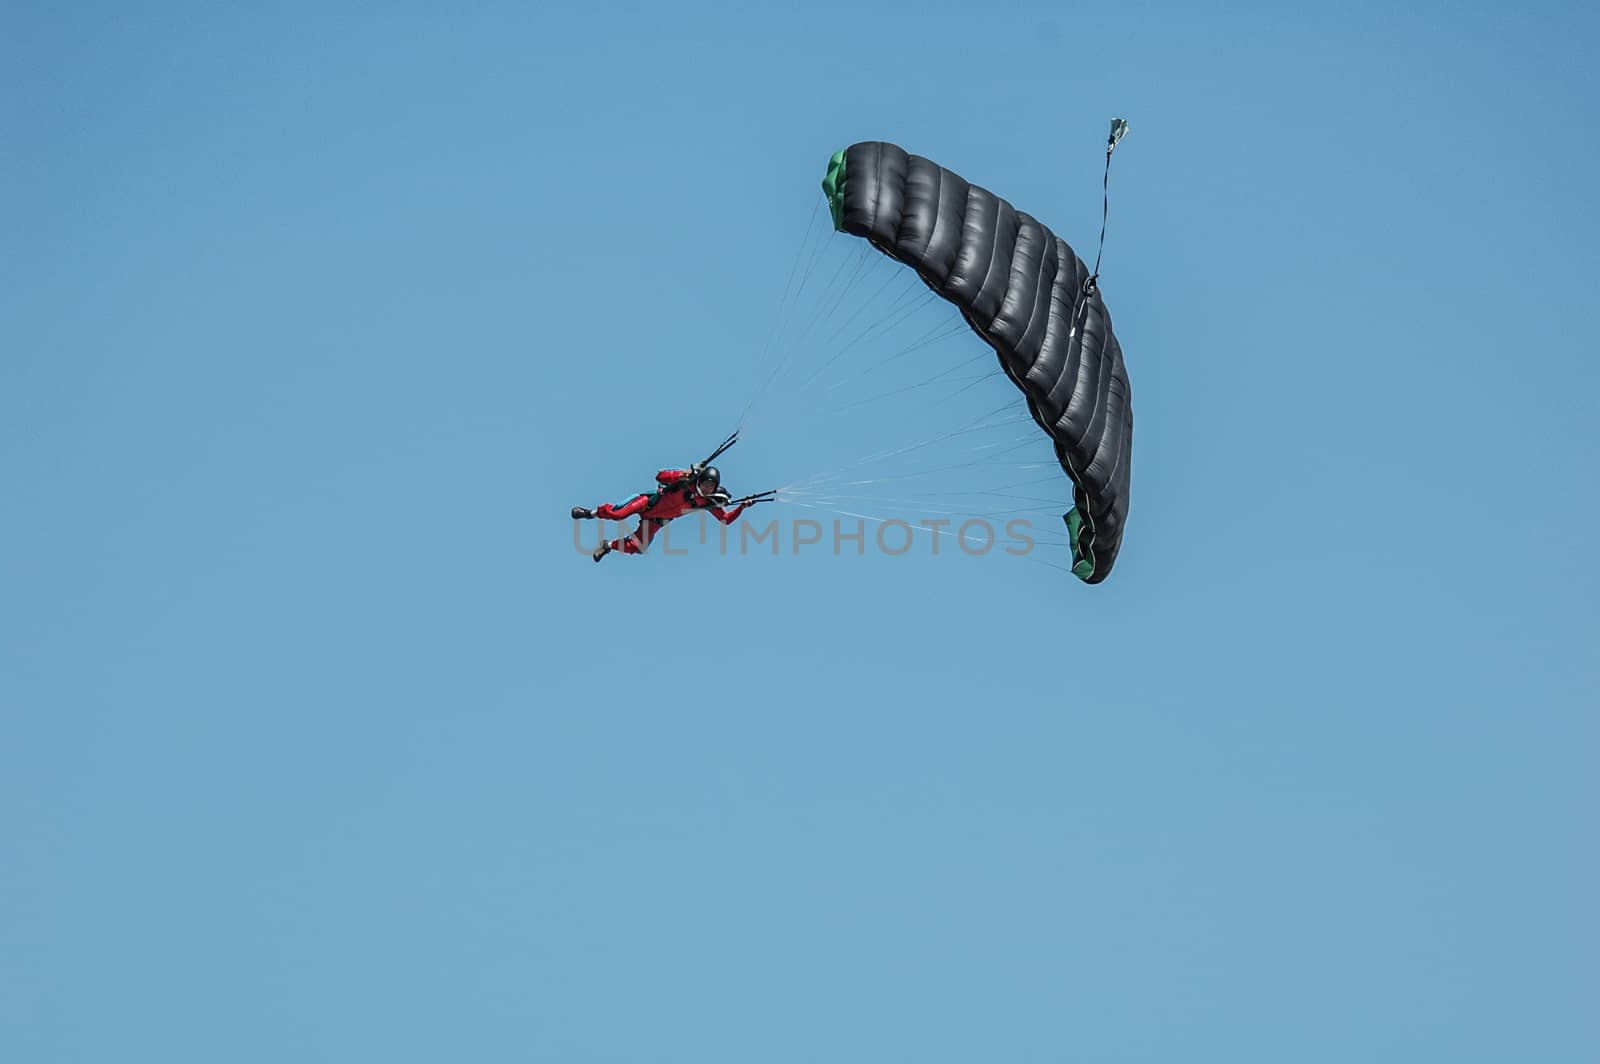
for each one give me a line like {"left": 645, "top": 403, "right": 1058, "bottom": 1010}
{"left": 4, "top": 2, "right": 1597, "bottom": 1060}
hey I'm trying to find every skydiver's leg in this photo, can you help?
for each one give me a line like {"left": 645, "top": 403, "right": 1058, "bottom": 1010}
{"left": 592, "top": 498, "right": 660, "bottom": 562}
{"left": 615, "top": 518, "right": 664, "bottom": 555}
{"left": 596, "top": 518, "right": 654, "bottom": 559}
{"left": 592, "top": 494, "right": 651, "bottom": 521}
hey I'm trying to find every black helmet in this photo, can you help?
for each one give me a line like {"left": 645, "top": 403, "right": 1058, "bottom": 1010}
{"left": 696, "top": 466, "right": 721, "bottom": 492}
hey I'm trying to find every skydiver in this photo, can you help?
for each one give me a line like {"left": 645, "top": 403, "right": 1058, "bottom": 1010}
{"left": 572, "top": 464, "right": 761, "bottom": 562}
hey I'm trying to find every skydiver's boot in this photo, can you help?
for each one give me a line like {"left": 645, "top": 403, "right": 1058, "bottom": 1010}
{"left": 593, "top": 541, "right": 612, "bottom": 562}
{"left": 572, "top": 506, "right": 596, "bottom": 519}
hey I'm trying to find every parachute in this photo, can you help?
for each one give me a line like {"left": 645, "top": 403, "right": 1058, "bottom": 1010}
{"left": 820, "top": 142, "right": 1133, "bottom": 583}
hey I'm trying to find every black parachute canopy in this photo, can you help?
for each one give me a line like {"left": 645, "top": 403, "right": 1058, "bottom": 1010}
{"left": 822, "top": 142, "right": 1133, "bottom": 583}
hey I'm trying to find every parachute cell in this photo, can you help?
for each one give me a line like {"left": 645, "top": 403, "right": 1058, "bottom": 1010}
{"left": 821, "top": 142, "right": 1134, "bottom": 583}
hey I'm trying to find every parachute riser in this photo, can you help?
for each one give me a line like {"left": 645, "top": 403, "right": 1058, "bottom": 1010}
{"left": 698, "top": 430, "right": 739, "bottom": 470}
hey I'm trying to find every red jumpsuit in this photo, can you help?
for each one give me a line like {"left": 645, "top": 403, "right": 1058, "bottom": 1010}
{"left": 594, "top": 469, "right": 750, "bottom": 555}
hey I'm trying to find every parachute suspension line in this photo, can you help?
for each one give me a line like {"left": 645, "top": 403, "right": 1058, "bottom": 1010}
{"left": 782, "top": 241, "right": 865, "bottom": 353}
{"left": 820, "top": 361, "right": 992, "bottom": 417}
{"left": 839, "top": 312, "right": 967, "bottom": 380}
{"left": 774, "top": 252, "right": 915, "bottom": 398}
{"left": 739, "top": 196, "right": 829, "bottom": 432}
{"left": 784, "top": 494, "right": 1077, "bottom": 537}
{"left": 744, "top": 238, "right": 958, "bottom": 439}
{"left": 791, "top": 242, "right": 875, "bottom": 355}
{"left": 799, "top": 299, "right": 953, "bottom": 393}
{"left": 812, "top": 342, "right": 1000, "bottom": 419}
{"left": 1028, "top": 555, "right": 1088, "bottom": 577}
{"left": 785, "top": 474, "right": 1068, "bottom": 502}
{"left": 813, "top": 263, "right": 906, "bottom": 357}
{"left": 780, "top": 398, "right": 1023, "bottom": 490}
{"left": 762, "top": 198, "right": 825, "bottom": 364}
{"left": 926, "top": 355, "right": 1009, "bottom": 409}
{"left": 786, "top": 197, "right": 841, "bottom": 318}
{"left": 785, "top": 424, "right": 1039, "bottom": 495}
{"left": 928, "top": 473, "right": 1070, "bottom": 494}
{"left": 785, "top": 499, "right": 1054, "bottom": 540}
{"left": 743, "top": 240, "right": 882, "bottom": 437}
{"left": 746, "top": 241, "right": 869, "bottom": 426}
{"left": 859, "top": 433, "right": 1055, "bottom": 482}
{"left": 814, "top": 291, "right": 941, "bottom": 381}
{"left": 785, "top": 490, "right": 1069, "bottom": 517}
{"left": 826, "top": 268, "right": 920, "bottom": 347}
{"left": 1086, "top": 117, "right": 1129, "bottom": 297}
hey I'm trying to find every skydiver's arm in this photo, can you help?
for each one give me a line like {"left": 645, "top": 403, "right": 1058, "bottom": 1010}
{"left": 705, "top": 504, "right": 748, "bottom": 525}
{"left": 655, "top": 468, "right": 692, "bottom": 486}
